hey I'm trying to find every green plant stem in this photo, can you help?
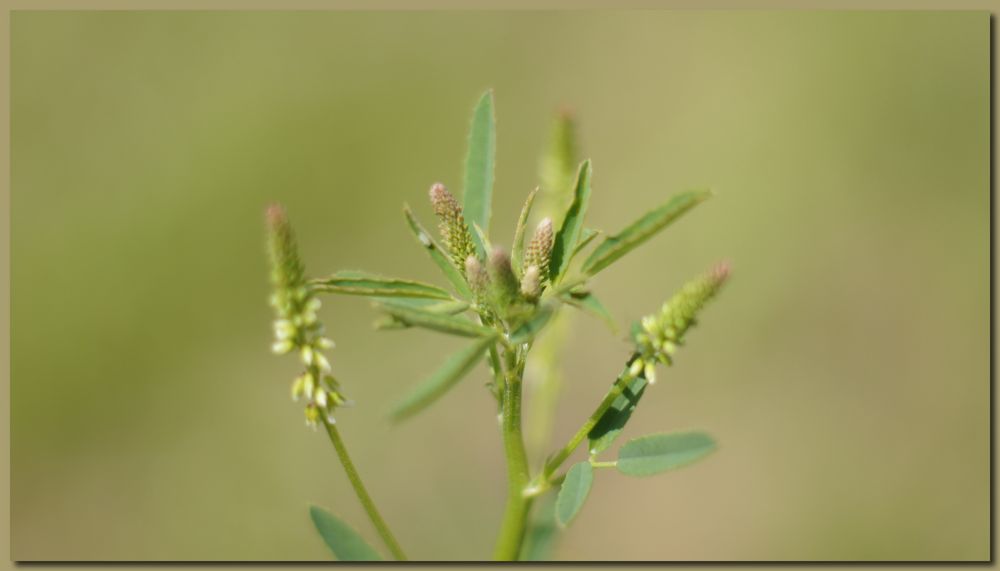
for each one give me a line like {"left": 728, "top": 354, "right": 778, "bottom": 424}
{"left": 534, "top": 355, "right": 639, "bottom": 487}
{"left": 321, "top": 419, "right": 408, "bottom": 561}
{"left": 493, "top": 347, "right": 533, "bottom": 561}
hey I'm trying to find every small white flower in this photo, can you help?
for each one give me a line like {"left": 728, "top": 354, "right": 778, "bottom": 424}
{"left": 641, "top": 315, "right": 660, "bottom": 337}
{"left": 303, "top": 372, "right": 316, "bottom": 399}
{"left": 644, "top": 362, "right": 657, "bottom": 385}
{"left": 271, "top": 339, "right": 294, "bottom": 354}
{"left": 314, "top": 352, "right": 332, "bottom": 373}
{"left": 291, "top": 375, "right": 306, "bottom": 401}
{"left": 300, "top": 346, "right": 315, "bottom": 366}
{"left": 315, "top": 389, "right": 328, "bottom": 408}
{"left": 317, "top": 337, "right": 335, "bottom": 350}
{"left": 629, "top": 358, "right": 644, "bottom": 378}
{"left": 274, "top": 319, "right": 295, "bottom": 340}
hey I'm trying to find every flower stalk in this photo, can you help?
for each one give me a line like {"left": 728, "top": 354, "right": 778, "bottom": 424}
{"left": 267, "top": 204, "right": 407, "bottom": 561}
{"left": 321, "top": 418, "right": 408, "bottom": 561}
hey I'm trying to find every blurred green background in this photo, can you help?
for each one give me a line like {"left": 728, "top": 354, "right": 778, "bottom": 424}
{"left": 11, "top": 11, "right": 988, "bottom": 561}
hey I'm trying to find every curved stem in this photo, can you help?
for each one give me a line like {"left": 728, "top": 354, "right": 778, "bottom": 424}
{"left": 492, "top": 346, "right": 533, "bottom": 561}
{"left": 322, "top": 419, "right": 408, "bottom": 561}
{"left": 533, "top": 355, "right": 639, "bottom": 489}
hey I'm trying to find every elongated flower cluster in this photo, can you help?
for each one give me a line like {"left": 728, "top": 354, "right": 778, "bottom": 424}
{"left": 267, "top": 204, "right": 350, "bottom": 427}
{"left": 429, "top": 183, "right": 477, "bottom": 276}
{"left": 521, "top": 218, "right": 553, "bottom": 300}
{"left": 630, "top": 262, "right": 731, "bottom": 384}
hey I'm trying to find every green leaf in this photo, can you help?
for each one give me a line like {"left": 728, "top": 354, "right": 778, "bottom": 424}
{"left": 463, "top": 90, "right": 496, "bottom": 257}
{"left": 572, "top": 228, "right": 599, "bottom": 258}
{"left": 309, "top": 506, "right": 383, "bottom": 561}
{"left": 550, "top": 160, "right": 592, "bottom": 283}
{"left": 582, "top": 190, "right": 711, "bottom": 276}
{"left": 587, "top": 365, "right": 649, "bottom": 454}
{"left": 561, "top": 289, "right": 617, "bottom": 333}
{"left": 402, "top": 205, "right": 472, "bottom": 298}
{"left": 376, "top": 302, "right": 496, "bottom": 339}
{"left": 376, "top": 297, "right": 469, "bottom": 313}
{"left": 509, "top": 304, "right": 555, "bottom": 345}
{"left": 312, "top": 270, "right": 453, "bottom": 300}
{"left": 373, "top": 315, "right": 408, "bottom": 331}
{"left": 616, "top": 431, "right": 717, "bottom": 477}
{"left": 389, "top": 336, "right": 495, "bottom": 421}
{"left": 511, "top": 187, "right": 539, "bottom": 276}
{"left": 555, "top": 462, "right": 593, "bottom": 528}
{"left": 520, "top": 495, "right": 559, "bottom": 561}
{"left": 372, "top": 299, "right": 469, "bottom": 330}
{"left": 471, "top": 222, "right": 493, "bottom": 256}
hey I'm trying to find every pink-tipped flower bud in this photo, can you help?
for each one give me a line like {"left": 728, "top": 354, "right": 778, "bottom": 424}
{"left": 428, "top": 183, "right": 477, "bottom": 276}
{"left": 525, "top": 217, "right": 554, "bottom": 284}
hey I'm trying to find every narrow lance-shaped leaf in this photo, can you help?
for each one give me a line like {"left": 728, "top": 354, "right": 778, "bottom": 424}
{"left": 560, "top": 289, "right": 617, "bottom": 334}
{"left": 556, "top": 461, "right": 594, "bottom": 528}
{"left": 389, "top": 336, "right": 495, "bottom": 421}
{"left": 372, "top": 298, "right": 470, "bottom": 331}
{"left": 550, "top": 160, "right": 592, "bottom": 283}
{"left": 616, "top": 431, "right": 717, "bottom": 477}
{"left": 402, "top": 205, "right": 472, "bottom": 298}
{"left": 376, "top": 302, "right": 496, "bottom": 339}
{"left": 582, "top": 189, "right": 711, "bottom": 276}
{"left": 472, "top": 222, "right": 493, "bottom": 257}
{"left": 588, "top": 357, "right": 649, "bottom": 454}
{"left": 511, "top": 187, "right": 539, "bottom": 276}
{"left": 571, "top": 228, "right": 599, "bottom": 259}
{"left": 309, "top": 506, "right": 383, "bottom": 561}
{"left": 312, "top": 270, "right": 454, "bottom": 300}
{"left": 463, "top": 90, "right": 496, "bottom": 257}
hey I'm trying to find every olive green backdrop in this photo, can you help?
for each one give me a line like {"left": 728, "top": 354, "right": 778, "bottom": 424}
{"left": 11, "top": 11, "right": 989, "bottom": 560}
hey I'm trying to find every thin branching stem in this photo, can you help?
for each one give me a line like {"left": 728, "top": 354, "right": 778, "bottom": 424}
{"left": 321, "top": 419, "right": 408, "bottom": 561}
{"left": 530, "top": 354, "right": 639, "bottom": 492}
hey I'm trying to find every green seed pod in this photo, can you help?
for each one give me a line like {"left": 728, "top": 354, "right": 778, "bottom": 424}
{"left": 429, "top": 183, "right": 477, "bottom": 275}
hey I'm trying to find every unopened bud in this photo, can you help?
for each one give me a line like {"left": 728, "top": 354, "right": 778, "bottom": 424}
{"left": 520, "top": 265, "right": 542, "bottom": 301}
{"left": 525, "top": 218, "right": 554, "bottom": 280}
{"left": 429, "top": 183, "right": 477, "bottom": 273}
{"left": 265, "top": 204, "right": 305, "bottom": 292}
{"left": 487, "top": 247, "right": 520, "bottom": 310}
{"left": 465, "top": 255, "right": 489, "bottom": 297}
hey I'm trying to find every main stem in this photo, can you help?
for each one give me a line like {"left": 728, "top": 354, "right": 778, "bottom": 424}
{"left": 322, "top": 419, "right": 408, "bottom": 561}
{"left": 492, "top": 346, "right": 533, "bottom": 561}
